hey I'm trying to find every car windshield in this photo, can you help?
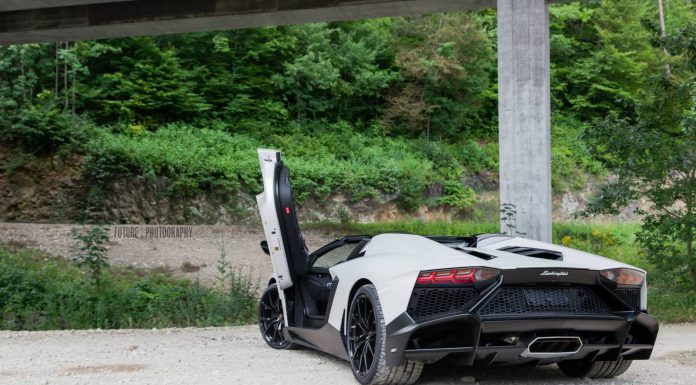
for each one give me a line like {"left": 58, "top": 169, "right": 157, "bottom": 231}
{"left": 313, "top": 243, "right": 359, "bottom": 268}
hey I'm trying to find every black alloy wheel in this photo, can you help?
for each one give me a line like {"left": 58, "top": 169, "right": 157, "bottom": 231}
{"left": 346, "top": 284, "right": 423, "bottom": 385}
{"left": 258, "top": 283, "right": 294, "bottom": 349}
{"left": 349, "top": 292, "right": 377, "bottom": 376}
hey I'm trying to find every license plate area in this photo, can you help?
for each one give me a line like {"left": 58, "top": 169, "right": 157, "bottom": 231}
{"left": 524, "top": 288, "right": 571, "bottom": 307}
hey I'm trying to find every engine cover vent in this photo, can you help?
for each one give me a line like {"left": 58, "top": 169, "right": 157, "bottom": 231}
{"left": 498, "top": 246, "right": 563, "bottom": 261}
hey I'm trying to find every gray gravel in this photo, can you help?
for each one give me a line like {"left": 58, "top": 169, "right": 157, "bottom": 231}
{"left": 0, "top": 324, "right": 694, "bottom": 385}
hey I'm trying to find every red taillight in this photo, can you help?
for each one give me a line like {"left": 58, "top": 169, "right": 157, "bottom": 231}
{"left": 416, "top": 267, "right": 500, "bottom": 285}
{"left": 417, "top": 271, "right": 435, "bottom": 284}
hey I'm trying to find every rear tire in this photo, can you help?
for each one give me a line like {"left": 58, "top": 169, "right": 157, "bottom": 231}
{"left": 558, "top": 357, "right": 632, "bottom": 379}
{"left": 347, "top": 284, "right": 423, "bottom": 385}
{"left": 258, "top": 283, "right": 297, "bottom": 350}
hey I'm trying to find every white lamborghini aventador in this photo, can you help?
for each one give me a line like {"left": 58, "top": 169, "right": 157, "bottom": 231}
{"left": 255, "top": 149, "right": 658, "bottom": 385}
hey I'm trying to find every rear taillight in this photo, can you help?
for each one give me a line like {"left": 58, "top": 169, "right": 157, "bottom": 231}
{"left": 416, "top": 267, "right": 500, "bottom": 285}
{"left": 600, "top": 268, "right": 645, "bottom": 286}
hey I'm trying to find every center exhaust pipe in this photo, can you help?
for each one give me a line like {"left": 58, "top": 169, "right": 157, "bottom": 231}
{"left": 520, "top": 336, "right": 583, "bottom": 358}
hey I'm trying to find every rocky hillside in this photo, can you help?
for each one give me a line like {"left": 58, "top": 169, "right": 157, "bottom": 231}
{"left": 0, "top": 143, "right": 644, "bottom": 225}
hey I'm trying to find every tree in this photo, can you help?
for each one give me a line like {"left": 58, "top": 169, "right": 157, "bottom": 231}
{"left": 383, "top": 12, "right": 495, "bottom": 139}
{"left": 550, "top": 0, "right": 657, "bottom": 121}
{"left": 79, "top": 37, "right": 210, "bottom": 125}
{"left": 584, "top": 10, "right": 696, "bottom": 291}
{"left": 272, "top": 21, "right": 398, "bottom": 123}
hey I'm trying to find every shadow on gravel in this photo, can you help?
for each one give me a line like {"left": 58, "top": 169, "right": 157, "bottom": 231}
{"left": 292, "top": 345, "right": 588, "bottom": 384}
{"left": 419, "top": 362, "right": 581, "bottom": 385}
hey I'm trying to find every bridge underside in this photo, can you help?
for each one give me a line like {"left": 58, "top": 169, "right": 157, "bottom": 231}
{"left": 0, "top": 0, "right": 499, "bottom": 44}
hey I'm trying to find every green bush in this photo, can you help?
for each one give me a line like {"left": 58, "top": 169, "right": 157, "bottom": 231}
{"left": 0, "top": 244, "right": 257, "bottom": 330}
{"left": 550, "top": 114, "right": 605, "bottom": 192}
{"left": 71, "top": 226, "right": 110, "bottom": 289}
{"left": 82, "top": 123, "right": 490, "bottom": 209}
{"left": 438, "top": 177, "right": 477, "bottom": 210}
{"left": 84, "top": 124, "right": 260, "bottom": 196}
{"left": 0, "top": 100, "right": 94, "bottom": 154}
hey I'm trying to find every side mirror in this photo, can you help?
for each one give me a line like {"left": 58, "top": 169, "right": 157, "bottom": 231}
{"left": 260, "top": 240, "right": 270, "bottom": 255}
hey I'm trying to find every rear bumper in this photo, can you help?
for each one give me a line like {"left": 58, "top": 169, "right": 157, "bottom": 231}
{"left": 384, "top": 311, "right": 658, "bottom": 366}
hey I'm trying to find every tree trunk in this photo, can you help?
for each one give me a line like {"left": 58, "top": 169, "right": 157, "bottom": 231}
{"left": 64, "top": 41, "right": 69, "bottom": 110}
{"left": 20, "top": 54, "right": 25, "bottom": 105}
{"left": 71, "top": 72, "right": 76, "bottom": 114}
{"left": 688, "top": 236, "right": 696, "bottom": 293}
{"left": 657, "top": 0, "right": 671, "bottom": 77}
{"left": 55, "top": 42, "right": 59, "bottom": 96}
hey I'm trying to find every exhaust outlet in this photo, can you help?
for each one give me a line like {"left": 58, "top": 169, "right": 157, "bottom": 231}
{"left": 520, "top": 336, "right": 583, "bottom": 358}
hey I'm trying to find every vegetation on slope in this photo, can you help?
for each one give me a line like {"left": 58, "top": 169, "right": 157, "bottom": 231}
{"left": 6, "top": 1, "right": 682, "bottom": 211}
{"left": 0, "top": 242, "right": 258, "bottom": 330}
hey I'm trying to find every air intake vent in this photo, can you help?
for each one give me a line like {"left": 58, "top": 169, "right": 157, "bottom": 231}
{"left": 614, "top": 287, "right": 641, "bottom": 310}
{"left": 499, "top": 246, "right": 563, "bottom": 261}
{"left": 477, "top": 286, "right": 611, "bottom": 316}
{"left": 407, "top": 287, "right": 477, "bottom": 321}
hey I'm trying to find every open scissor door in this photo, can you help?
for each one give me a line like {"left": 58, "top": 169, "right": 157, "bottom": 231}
{"left": 256, "top": 149, "right": 309, "bottom": 290}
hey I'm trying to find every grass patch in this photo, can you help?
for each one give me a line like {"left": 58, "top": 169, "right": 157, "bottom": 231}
{"left": 0, "top": 244, "right": 257, "bottom": 330}
{"left": 309, "top": 219, "right": 499, "bottom": 236}
{"left": 312, "top": 219, "right": 696, "bottom": 323}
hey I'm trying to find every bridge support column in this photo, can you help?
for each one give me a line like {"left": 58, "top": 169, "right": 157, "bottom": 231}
{"left": 497, "top": 0, "right": 552, "bottom": 242}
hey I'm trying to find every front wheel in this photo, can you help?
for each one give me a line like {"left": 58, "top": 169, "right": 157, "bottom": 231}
{"left": 558, "top": 357, "right": 632, "bottom": 378}
{"left": 347, "top": 284, "right": 423, "bottom": 385}
{"left": 258, "top": 283, "right": 296, "bottom": 349}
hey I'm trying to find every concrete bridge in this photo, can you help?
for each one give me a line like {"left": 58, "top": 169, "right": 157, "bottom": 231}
{"left": 0, "top": 0, "right": 568, "bottom": 242}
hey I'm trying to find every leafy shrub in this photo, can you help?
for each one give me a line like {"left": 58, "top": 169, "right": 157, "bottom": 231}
{"left": 0, "top": 244, "right": 257, "bottom": 330}
{"left": 82, "top": 123, "right": 479, "bottom": 210}
{"left": 84, "top": 125, "right": 259, "bottom": 196}
{"left": 71, "top": 226, "right": 110, "bottom": 288}
{"left": 0, "top": 99, "right": 94, "bottom": 153}
{"left": 550, "top": 113, "right": 605, "bottom": 192}
{"left": 437, "top": 178, "right": 477, "bottom": 210}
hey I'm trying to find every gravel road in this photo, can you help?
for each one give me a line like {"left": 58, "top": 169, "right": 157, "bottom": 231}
{"left": 0, "top": 324, "right": 694, "bottom": 385}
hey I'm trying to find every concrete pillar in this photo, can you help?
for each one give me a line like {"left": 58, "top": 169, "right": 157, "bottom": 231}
{"left": 497, "top": 0, "right": 552, "bottom": 242}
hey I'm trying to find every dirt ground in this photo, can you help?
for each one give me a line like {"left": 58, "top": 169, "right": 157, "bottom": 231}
{"left": 0, "top": 324, "right": 694, "bottom": 385}
{"left": 0, "top": 222, "right": 339, "bottom": 286}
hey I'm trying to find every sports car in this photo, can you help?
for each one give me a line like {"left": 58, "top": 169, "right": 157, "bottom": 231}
{"left": 255, "top": 149, "right": 658, "bottom": 385}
